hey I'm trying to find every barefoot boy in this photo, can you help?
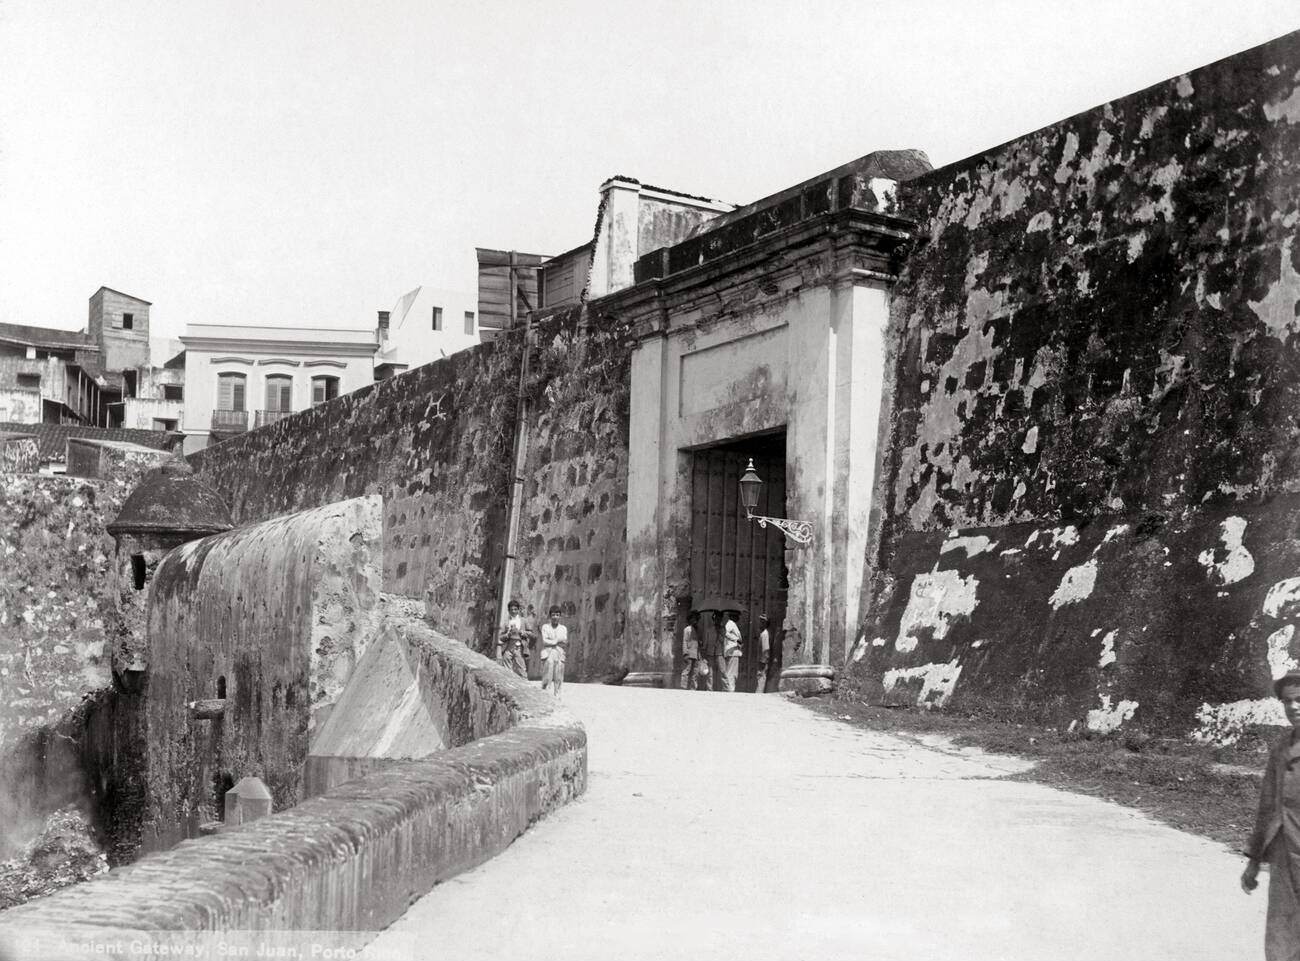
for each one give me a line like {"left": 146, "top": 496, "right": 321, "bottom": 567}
{"left": 540, "top": 605, "right": 568, "bottom": 696}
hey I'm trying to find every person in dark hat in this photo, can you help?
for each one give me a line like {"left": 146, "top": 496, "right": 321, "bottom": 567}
{"left": 1242, "top": 670, "right": 1300, "bottom": 959}
{"left": 703, "top": 611, "right": 726, "bottom": 692}
{"left": 497, "top": 598, "right": 533, "bottom": 678}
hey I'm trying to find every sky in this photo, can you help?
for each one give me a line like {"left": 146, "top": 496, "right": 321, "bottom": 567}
{"left": 2, "top": 1, "right": 1299, "bottom": 342}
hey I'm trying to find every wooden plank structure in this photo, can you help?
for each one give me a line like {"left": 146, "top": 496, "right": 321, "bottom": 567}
{"left": 475, "top": 248, "right": 546, "bottom": 341}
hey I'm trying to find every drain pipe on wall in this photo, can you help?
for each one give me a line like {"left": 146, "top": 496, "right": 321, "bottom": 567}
{"left": 495, "top": 255, "right": 534, "bottom": 648}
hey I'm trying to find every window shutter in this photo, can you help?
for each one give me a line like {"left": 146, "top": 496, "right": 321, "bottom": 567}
{"left": 266, "top": 376, "right": 291, "bottom": 411}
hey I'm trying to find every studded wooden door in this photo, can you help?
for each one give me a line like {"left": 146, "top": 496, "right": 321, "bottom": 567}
{"left": 688, "top": 435, "right": 788, "bottom": 692}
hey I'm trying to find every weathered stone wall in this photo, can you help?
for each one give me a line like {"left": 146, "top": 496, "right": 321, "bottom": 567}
{"left": 139, "top": 497, "right": 382, "bottom": 854}
{"left": 0, "top": 453, "right": 166, "bottom": 859}
{"left": 190, "top": 306, "right": 632, "bottom": 679}
{"left": 0, "top": 436, "right": 39, "bottom": 473}
{"left": 858, "top": 30, "right": 1300, "bottom": 735}
{"left": 514, "top": 311, "right": 631, "bottom": 679}
{"left": 0, "top": 622, "right": 586, "bottom": 957}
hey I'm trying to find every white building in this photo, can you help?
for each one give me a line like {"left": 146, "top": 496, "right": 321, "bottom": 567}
{"left": 179, "top": 324, "right": 377, "bottom": 454}
{"left": 374, "top": 286, "right": 478, "bottom": 380}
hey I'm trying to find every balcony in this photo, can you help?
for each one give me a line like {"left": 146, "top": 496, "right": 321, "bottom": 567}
{"left": 255, "top": 409, "right": 294, "bottom": 428}
{"left": 210, "top": 409, "right": 248, "bottom": 432}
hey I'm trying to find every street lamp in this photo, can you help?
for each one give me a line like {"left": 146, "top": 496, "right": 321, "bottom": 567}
{"left": 738, "top": 458, "right": 813, "bottom": 546}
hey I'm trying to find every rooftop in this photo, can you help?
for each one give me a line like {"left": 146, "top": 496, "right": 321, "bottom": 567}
{"left": 94, "top": 286, "right": 152, "bottom": 305}
{"left": 181, "top": 324, "right": 378, "bottom": 348}
{"left": 0, "top": 322, "right": 96, "bottom": 353}
{"left": 0, "top": 421, "right": 180, "bottom": 463}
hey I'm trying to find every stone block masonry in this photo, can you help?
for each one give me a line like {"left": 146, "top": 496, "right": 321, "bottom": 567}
{"left": 190, "top": 304, "right": 633, "bottom": 680}
{"left": 857, "top": 29, "right": 1300, "bottom": 736}
{"left": 858, "top": 496, "right": 1300, "bottom": 736}
{"left": 0, "top": 452, "right": 169, "bottom": 861}
{"left": 0, "top": 619, "right": 586, "bottom": 958}
{"left": 138, "top": 496, "right": 382, "bottom": 854}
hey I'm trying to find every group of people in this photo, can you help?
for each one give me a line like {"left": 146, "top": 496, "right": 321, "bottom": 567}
{"left": 495, "top": 599, "right": 567, "bottom": 696}
{"left": 679, "top": 608, "right": 773, "bottom": 693}
{"left": 490, "top": 599, "right": 776, "bottom": 698}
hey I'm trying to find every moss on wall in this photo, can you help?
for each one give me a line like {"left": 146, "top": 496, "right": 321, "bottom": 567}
{"left": 0, "top": 452, "right": 165, "bottom": 863}
{"left": 189, "top": 307, "right": 632, "bottom": 679}
{"left": 859, "top": 30, "right": 1300, "bottom": 735}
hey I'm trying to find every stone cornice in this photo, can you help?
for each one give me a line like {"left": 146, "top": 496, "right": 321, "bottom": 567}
{"left": 183, "top": 337, "right": 376, "bottom": 357}
{"left": 596, "top": 208, "right": 916, "bottom": 343}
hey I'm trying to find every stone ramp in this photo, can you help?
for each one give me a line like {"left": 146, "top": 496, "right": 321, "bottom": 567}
{"left": 366, "top": 684, "right": 1265, "bottom": 961}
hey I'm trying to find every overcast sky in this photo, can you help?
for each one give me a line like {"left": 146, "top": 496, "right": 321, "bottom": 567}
{"left": 2, "top": 1, "right": 1298, "bottom": 342}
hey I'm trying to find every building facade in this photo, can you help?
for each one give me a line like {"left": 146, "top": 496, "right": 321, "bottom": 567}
{"left": 179, "top": 324, "right": 377, "bottom": 454}
{"left": 601, "top": 151, "right": 931, "bottom": 691}
{"left": 0, "top": 322, "right": 105, "bottom": 425}
{"left": 374, "top": 286, "right": 479, "bottom": 380}
{"left": 0, "top": 289, "right": 186, "bottom": 433}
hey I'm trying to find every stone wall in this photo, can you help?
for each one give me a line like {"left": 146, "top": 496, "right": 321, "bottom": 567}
{"left": 0, "top": 454, "right": 167, "bottom": 859}
{"left": 138, "top": 497, "right": 382, "bottom": 854}
{"left": 0, "top": 619, "right": 586, "bottom": 958}
{"left": 190, "top": 305, "right": 632, "bottom": 679}
{"left": 857, "top": 30, "right": 1300, "bottom": 735}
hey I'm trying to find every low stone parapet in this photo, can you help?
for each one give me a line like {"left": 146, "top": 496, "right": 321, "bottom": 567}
{"left": 0, "top": 630, "right": 586, "bottom": 958}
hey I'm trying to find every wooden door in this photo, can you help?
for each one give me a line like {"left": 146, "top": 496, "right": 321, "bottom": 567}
{"left": 689, "top": 438, "right": 788, "bottom": 692}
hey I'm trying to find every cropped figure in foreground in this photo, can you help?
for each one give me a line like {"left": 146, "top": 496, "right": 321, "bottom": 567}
{"left": 1242, "top": 670, "right": 1300, "bottom": 960}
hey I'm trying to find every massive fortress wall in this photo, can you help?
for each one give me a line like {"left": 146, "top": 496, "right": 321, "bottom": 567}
{"left": 189, "top": 305, "right": 632, "bottom": 681}
{"left": 859, "top": 31, "right": 1300, "bottom": 735}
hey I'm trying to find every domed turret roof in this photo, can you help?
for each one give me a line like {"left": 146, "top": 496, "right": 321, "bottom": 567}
{"left": 107, "top": 461, "right": 234, "bottom": 537}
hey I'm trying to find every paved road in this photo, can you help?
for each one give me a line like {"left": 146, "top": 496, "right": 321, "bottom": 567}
{"left": 364, "top": 684, "right": 1265, "bottom": 961}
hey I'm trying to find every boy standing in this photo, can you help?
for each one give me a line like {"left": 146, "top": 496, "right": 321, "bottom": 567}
{"left": 721, "top": 609, "right": 743, "bottom": 693}
{"left": 755, "top": 613, "right": 771, "bottom": 693}
{"left": 680, "top": 610, "right": 702, "bottom": 690}
{"left": 540, "top": 605, "right": 568, "bottom": 697}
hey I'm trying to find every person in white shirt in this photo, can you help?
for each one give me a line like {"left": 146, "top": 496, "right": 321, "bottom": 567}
{"left": 540, "top": 605, "right": 568, "bottom": 697}
{"left": 755, "top": 613, "right": 771, "bottom": 693}
{"left": 721, "top": 610, "right": 743, "bottom": 693}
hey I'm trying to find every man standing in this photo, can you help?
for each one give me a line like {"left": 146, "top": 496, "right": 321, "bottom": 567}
{"left": 721, "top": 609, "right": 743, "bottom": 693}
{"left": 497, "top": 598, "right": 533, "bottom": 678}
{"left": 754, "top": 613, "right": 771, "bottom": 693}
{"left": 680, "top": 610, "right": 702, "bottom": 690}
{"left": 704, "top": 612, "right": 727, "bottom": 692}
{"left": 540, "top": 605, "right": 567, "bottom": 697}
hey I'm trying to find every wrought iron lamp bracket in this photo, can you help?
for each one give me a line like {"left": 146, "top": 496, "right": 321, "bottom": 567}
{"left": 745, "top": 508, "right": 814, "bottom": 546}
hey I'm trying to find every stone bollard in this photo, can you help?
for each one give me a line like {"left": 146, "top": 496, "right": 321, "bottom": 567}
{"left": 224, "top": 776, "right": 273, "bottom": 827}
